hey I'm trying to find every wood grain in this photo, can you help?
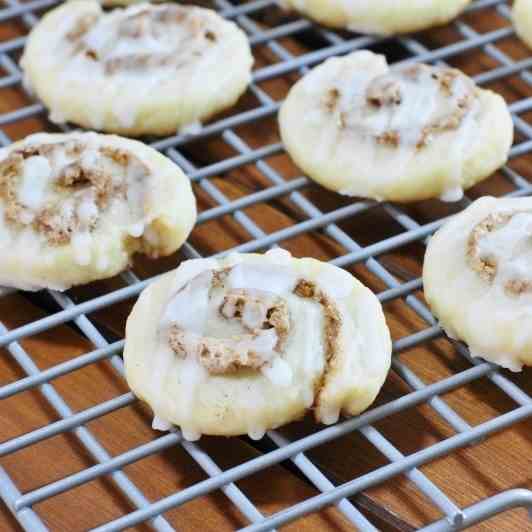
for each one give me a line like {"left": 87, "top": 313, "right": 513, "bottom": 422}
{"left": 1, "top": 2, "right": 532, "bottom": 531}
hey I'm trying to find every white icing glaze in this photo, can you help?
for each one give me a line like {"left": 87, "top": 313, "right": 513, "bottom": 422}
{"left": 299, "top": 299, "right": 324, "bottom": 376}
{"left": 162, "top": 270, "right": 212, "bottom": 332}
{"left": 243, "top": 328, "right": 278, "bottom": 354}
{"left": 227, "top": 263, "right": 298, "bottom": 295}
{"left": 49, "top": 108, "right": 67, "bottom": 125}
{"left": 77, "top": 193, "right": 99, "bottom": 224}
{"left": 127, "top": 221, "right": 145, "bottom": 237}
{"left": 152, "top": 415, "right": 173, "bottom": 431}
{"left": 18, "top": 156, "right": 52, "bottom": 210}
{"left": 181, "top": 427, "right": 202, "bottom": 441}
{"left": 261, "top": 356, "right": 293, "bottom": 387}
{"left": 248, "top": 427, "right": 266, "bottom": 440}
{"left": 315, "top": 266, "right": 353, "bottom": 299}
{"left": 439, "top": 185, "right": 464, "bottom": 202}
{"left": 265, "top": 247, "right": 293, "bottom": 265}
{"left": 319, "top": 407, "right": 340, "bottom": 425}
{"left": 72, "top": 232, "right": 92, "bottom": 265}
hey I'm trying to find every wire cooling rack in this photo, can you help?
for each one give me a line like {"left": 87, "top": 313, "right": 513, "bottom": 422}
{"left": 0, "top": 0, "right": 531, "bottom": 530}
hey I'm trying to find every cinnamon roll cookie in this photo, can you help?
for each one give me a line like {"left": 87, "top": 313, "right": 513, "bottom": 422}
{"left": 513, "top": 0, "right": 532, "bottom": 50}
{"left": 279, "top": 51, "right": 513, "bottom": 202}
{"left": 424, "top": 196, "right": 532, "bottom": 371}
{"left": 124, "top": 249, "right": 392, "bottom": 440}
{"left": 281, "top": 0, "right": 472, "bottom": 36}
{"left": 0, "top": 132, "right": 196, "bottom": 291}
{"left": 20, "top": 1, "right": 253, "bottom": 136}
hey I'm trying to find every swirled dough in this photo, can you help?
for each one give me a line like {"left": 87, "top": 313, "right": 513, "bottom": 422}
{"left": 279, "top": 51, "right": 513, "bottom": 202}
{"left": 0, "top": 132, "right": 196, "bottom": 291}
{"left": 124, "top": 249, "right": 392, "bottom": 440}
{"left": 281, "top": 0, "right": 472, "bottom": 35}
{"left": 424, "top": 196, "right": 532, "bottom": 371}
{"left": 20, "top": 1, "right": 253, "bottom": 136}
{"left": 513, "top": 0, "right": 532, "bottom": 49}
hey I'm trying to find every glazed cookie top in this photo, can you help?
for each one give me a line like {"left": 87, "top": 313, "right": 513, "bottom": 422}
{"left": 162, "top": 259, "right": 340, "bottom": 386}
{"left": 320, "top": 60, "right": 477, "bottom": 154}
{"left": 61, "top": 4, "right": 220, "bottom": 78}
{"left": 279, "top": 51, "right": 512, "bottom": 202}
{"left": 0, "top": 133, "right": 151, "bottom": 261}
{"left": 21, "top": 1, "right": 253, "bottom": 133}
{"left": 124, "top": 249, "right": 392, "bottom": 439}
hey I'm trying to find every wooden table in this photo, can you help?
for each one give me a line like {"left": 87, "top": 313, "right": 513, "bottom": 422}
{"left": 1, "top": 1, "right": 531, "bottom": 530}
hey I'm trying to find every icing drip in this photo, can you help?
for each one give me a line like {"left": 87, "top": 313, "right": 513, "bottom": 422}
{"left": 439, "top": 185, "right": 464, "bottom": 202}
{"left": 152, "top": 415, "right": 173, "bottom": 431}
{"left": 248, "top": 427, "right": 266, "bottom": 440}
{"left": 319, "top": 407, "right": 340, "bottom": 425}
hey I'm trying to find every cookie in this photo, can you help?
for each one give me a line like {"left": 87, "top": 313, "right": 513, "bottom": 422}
{"left": 279, "top": 51, "right": 513, "bottom": 202}
{"left": 124, "top": 249, "right": 392, "bottom": 440}
{"left": 0, "top": 132, "right": 196, "bottom": 291}
{"left": 21, "top": 1, "right": 253, "bottom": 136}
{"left": 424, "top": 196, "right": 532, "bottom": 371}
{"left": 281, "top": 0, "right": 472, "bottom": 35}
{"left": 513, "top": 0, "right": 532, "bottom": 49}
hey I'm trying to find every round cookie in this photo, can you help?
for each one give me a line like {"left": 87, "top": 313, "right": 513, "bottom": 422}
{"left": 0, "top": 131, "right": 196, "bottom": 291}
{"left": 279, "top": 51, "right": 513, "bottom": 203}
{"left": 424, "top": 196, "right": 532, "bottom": 371}
{"left": 513, "top": 0, "right": 532, "bottom": 49}
{"left": 124, "top": 249, "right": 392, "bottom": 440}
{"left": 281, "top": 0, "right": 472, "bottom": 36}
{"left": 21, "top": 1, "right": 253, "bottom": 136}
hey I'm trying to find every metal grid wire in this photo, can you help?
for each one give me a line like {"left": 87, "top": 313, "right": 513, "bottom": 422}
{"left": 0, "top": 0, "right": 531, "bottom": 530}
